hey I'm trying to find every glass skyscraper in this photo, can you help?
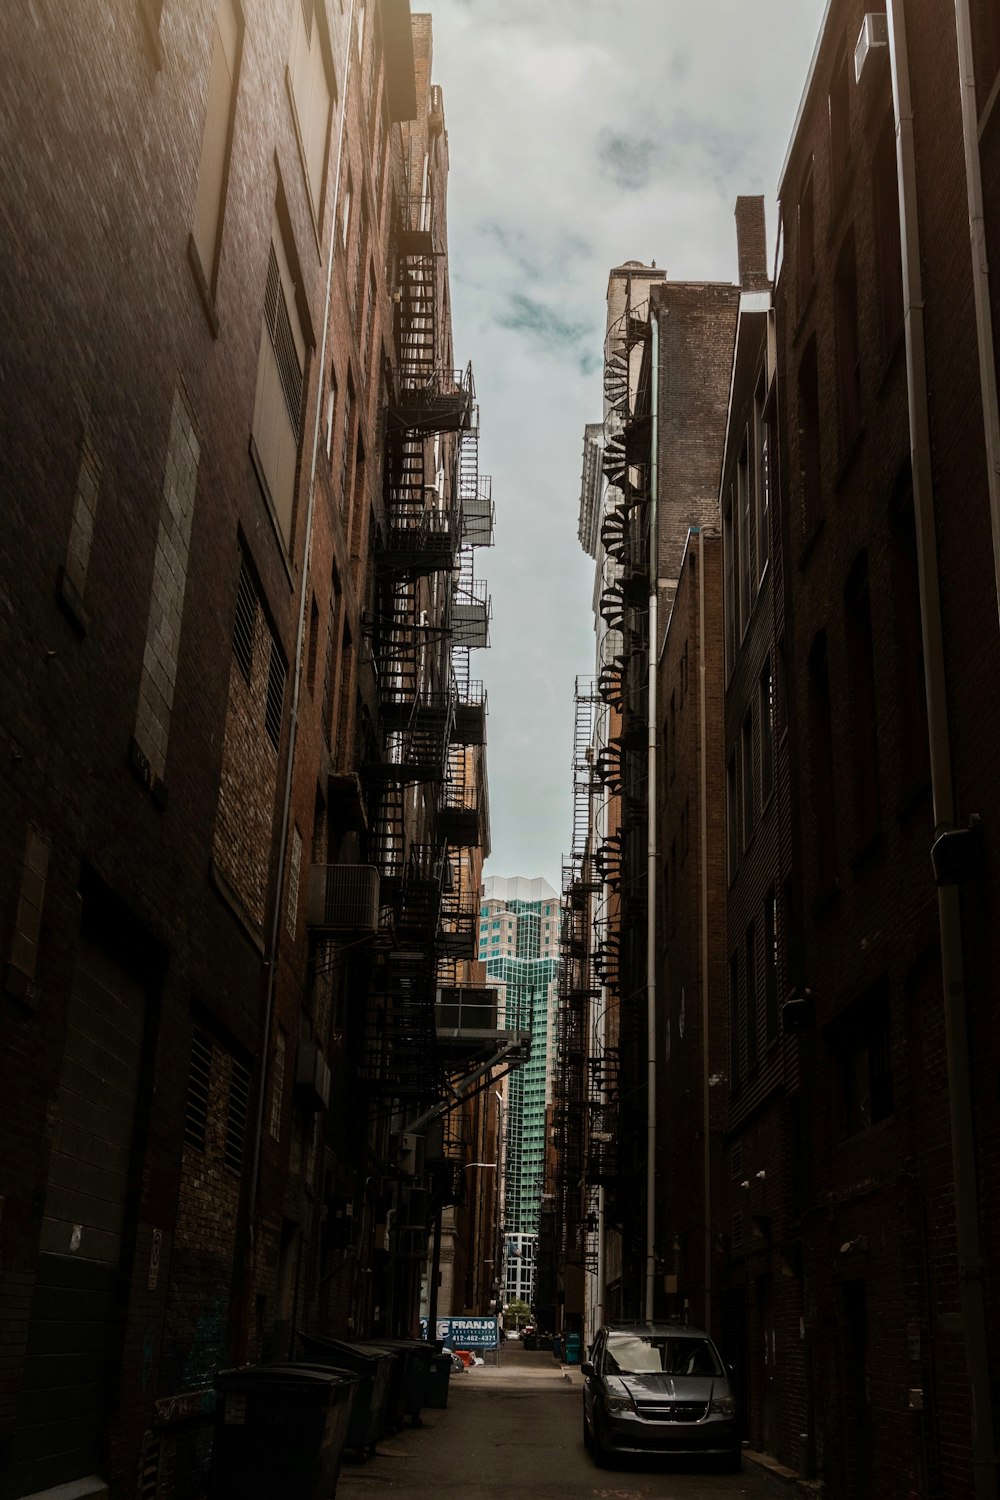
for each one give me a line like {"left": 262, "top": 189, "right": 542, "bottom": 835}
{"left": 479, "top": 876, "right": 559, "bottom": 1309}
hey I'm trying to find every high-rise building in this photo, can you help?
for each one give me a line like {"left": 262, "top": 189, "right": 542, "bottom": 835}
{"left": 479, "top": 876, "right": 560, "bottom": 1307}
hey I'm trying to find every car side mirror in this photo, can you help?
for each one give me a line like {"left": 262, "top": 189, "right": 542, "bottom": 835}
{"left": 581, "top": 1360, "right": 595, "bottom": 1377}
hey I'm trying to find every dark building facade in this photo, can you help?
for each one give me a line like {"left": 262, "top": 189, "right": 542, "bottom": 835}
{"left": 0, "top": 4, "right": 499, "bottom": 1496}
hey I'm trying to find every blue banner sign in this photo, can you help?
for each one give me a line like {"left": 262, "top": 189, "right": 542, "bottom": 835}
{"left": 421, "top": 1315, "right": 500, "bottom": 1349}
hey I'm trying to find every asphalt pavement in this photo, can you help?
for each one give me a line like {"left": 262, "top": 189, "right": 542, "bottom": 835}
{"left": 336, "top": 1343, "right": 793, "bottom": 1500}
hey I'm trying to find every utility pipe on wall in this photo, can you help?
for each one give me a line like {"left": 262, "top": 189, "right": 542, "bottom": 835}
{"left": 886, "top": 5, "right": 997, "bottom": 1496}
{"left": 697, "top": 526, "right": 711, "bottom": 1335}
{"left": 645, "top": 307, "right": 660, "bottom": 1323}
{"left": 954, "top": 0, "right": 1000, "bottom": 632}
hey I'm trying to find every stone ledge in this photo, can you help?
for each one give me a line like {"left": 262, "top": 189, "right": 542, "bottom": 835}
{"left": 744, "top": 1448, "right": 825, "bottom": 1496}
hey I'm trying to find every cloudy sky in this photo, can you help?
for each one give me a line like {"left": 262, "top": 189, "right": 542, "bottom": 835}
{"left": 427, "top": 0, "right": 827, "bottom": 890}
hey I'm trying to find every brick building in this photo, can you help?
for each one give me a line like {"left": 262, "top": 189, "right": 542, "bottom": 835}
{"left": 0, "top": 3, "right": 500, "bottom": 1496}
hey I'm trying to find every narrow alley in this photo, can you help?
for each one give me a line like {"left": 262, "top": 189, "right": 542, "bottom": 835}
{"left": 338, "top": 1345, "right": 784, "bottom": 1500}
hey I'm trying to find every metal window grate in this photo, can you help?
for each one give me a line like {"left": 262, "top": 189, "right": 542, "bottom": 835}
{"left": 265, "top": 638, "right": 286, "bottom": 749}
{"left": 184, "top": 1030, "right": 213, "bottom": 1152}
{"left": 225, "top": 1055, "right": 251, "bottom": 1176}
{"left": 730, "top": 1141, "right": 743, "bottom": 1179}
{"left": 233, "top": 558, "right": 256, "bottom": 680}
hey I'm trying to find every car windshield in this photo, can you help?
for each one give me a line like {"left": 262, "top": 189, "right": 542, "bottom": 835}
{"left": 605, "top": 1334, "right": 722, "bottom": 1377}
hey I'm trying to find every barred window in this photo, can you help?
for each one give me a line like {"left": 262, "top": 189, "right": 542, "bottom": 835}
{"left": 184, "top": 1029, "right": 213, "bottom": 1153}
{"left": 224, "top": 1054, "right": 252, "bottom": 1174}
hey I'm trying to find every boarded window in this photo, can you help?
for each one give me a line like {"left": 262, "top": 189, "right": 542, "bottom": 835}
{"left": 251, "top": 217, "right": 306, "bottom": 546}
{"left": 289, "top": 0, "right": 334, "bottom": 215}
{"left": 192, "top": 0, "right": 242, "bottom": 292}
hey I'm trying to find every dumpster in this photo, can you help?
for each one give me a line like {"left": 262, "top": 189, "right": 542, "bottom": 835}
{"left": 296, "top": 1334, "right": 394, "bottom": 1458}
{"left": 363, "top": 1338, "right": 436, "bottom": 1425}
{"left": 425, "top": 1349, "right": 453, "bottom": 1409}
{"left": 210, "top": 1364, "right": 356, "bottom": 1500}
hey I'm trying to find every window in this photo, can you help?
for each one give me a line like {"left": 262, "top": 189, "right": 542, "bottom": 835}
{"left": 191, "top": 0, "right": 243, "bottom": 296}
{"left": 759, "top": 657, "right": 774, "bottom": 806}
{"left": 738, "top": 439, "right": 752, "bottom": 630}
{"left": 286, "top": 825, "right": 302, "bottom": 938}
{"left": 233, "top": 554, "right": 256, "bottom": 680}
{"left": 764, "top": 886, "right": 779, "bottom": 1045}
{"left": 834, "top": 230, "right": 862, "bottom": 446}
{"left": 727, "top": 753, "right": 739, "bottom": 879}
{"left": 808, "top": 631, "right": 838, "bottom": 894}
{"left": 755, "top": 375, "right": 771, "bottom": 579}
{"left": 184, "top": 1030, "right": 213, "bottom": 1153}
{"left": 269, "top": 1028, "right": 287, "bottom": 1140}
{"left": 798, "top": 335, "right": 821, "bottom": 535}
{"left": 871, "top": 109, "right": 904, "bottom": 356}
{"left": 288, "top": 0, "right": 334, "bottom": 217}
{"left": 844, "top": 552, "right": 880, "bottom": 846}
{"left": 324, "top": 366, "right": 338, "bottom": 459}
{"left": 729, "top": 949, "right": 741, "bottom": 1091}
{"left": 723, "top": 492, "right": 737, "bottom": 675}
{"left": 224, "top": 1054, "right": 252, "bottom": 1174}
{"left": 797, "top": 160, "right": 815, "bottom": 314}
{"left": 340, "top": 373, "right": 355, "bottom": 502}
{"left": 829, "top": 43, "right": 851, "bottom": 203}
{"left": 307, "top": 594, "right": 319, "bottom": 690}
{"left": 741, "top": 710, "right": 755, "bottom": 848}
{"left": 745, "top": 922, "right": 758, "bottom": 1072}
{"left": 251, "top": 216, "right": 307, "bottom": 545}
{"left": 838, "top": 987, "right": 893, "bottom": 1135}
{"left": 341, "top": 169, "right": 353, "bottom": 249}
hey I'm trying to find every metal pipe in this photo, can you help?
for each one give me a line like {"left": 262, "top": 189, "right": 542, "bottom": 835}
{"left": 954, "top": 0, "right": 1000, "bottom": 632}
{"left": 645, "top": 306, "right": 660, "bottom": 1322}
{"left": 249, "top": 0, "right": 357, "bottom": 1233}
{"left": 697, "top": 527, "right": 711, "bottom": 1334}
{"left": 886, "top": 5, "right": 997, "bottom": 1495}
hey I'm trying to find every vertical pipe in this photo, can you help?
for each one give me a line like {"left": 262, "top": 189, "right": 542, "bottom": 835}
{"left": 698, "top": 529, "right": 711, "bottom": 1334}
{"left": 954, "top": 0, "right": 1000, "bottom": 632}
{"left": 886, "top": 5, "right": 998, "bottom": 1496}
{"left": 645, "top": 307, "right": 660, "bottom": 1322}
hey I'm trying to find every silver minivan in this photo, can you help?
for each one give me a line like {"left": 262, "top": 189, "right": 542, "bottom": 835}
{"left": 581, "top": 1322, "right": 741, "bottom": 1471}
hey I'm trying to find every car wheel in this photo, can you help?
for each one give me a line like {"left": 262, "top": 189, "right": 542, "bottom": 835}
{"left": 582, "top": 1405, "right": 593, "bottom": 1450}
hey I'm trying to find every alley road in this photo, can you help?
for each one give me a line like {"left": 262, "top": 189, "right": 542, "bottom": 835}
{"left": 337, "top": 1345, "right": 782, "bottom": 1500}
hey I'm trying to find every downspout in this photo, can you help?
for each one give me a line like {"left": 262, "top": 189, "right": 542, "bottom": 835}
{"left": 886, "top": 6, "right": 998, "bottom": 1497}
{"left": 697, "top": 528, "right": 711, "bottom": 1334}
{"left": 954, "top": 0, "right": 1000, "bottom": 629}
{"left": 645, "top": 307, "right": 660, "bottom": 1322}
{"left": 249, "top": 0, "right": 357, "bottom": 1236}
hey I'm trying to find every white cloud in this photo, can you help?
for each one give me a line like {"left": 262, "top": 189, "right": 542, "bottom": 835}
{"left": 425, "top": 0, "right": 827, "bottom": 885}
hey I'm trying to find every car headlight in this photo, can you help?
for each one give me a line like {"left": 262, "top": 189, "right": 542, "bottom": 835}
{"left": 709, "top": 1396, "right": 736, "bottom": 1416}
{"left": 604, "top": 1393, "right": 633, "bottom": 1413}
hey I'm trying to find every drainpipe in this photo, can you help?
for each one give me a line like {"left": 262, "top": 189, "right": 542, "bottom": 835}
{"left": 886, "top": 6, "right": 998, "bottom": 1496}
{"left": 697, "top": 527, "right": 711, "bottom": 1335}
{"left": 645, "top": 307, "right": 660, "bottom": 1322}
{"left": 248, "top": 0, "right": 357, "bottom": 1237}
{"left": 954, "top": 0, "right": 1000, "bottom": 630}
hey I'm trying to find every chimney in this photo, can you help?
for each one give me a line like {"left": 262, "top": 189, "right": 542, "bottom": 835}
{"left": 735, "top": 195, "right": 769, "bottom": 291}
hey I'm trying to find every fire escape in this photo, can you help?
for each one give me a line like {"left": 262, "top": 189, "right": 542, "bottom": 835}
{"left": 590, "top": 283, "right": 653, "bottom": 1308}
{"left": 362, "top": 187, "right": 474, "bottom": 1114}
{"left": 552, "top": 680, "right": 600, "bottom": 1292}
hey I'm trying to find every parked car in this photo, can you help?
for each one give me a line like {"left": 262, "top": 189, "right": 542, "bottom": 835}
{"left": 581, "top": 1322, "right": 740, "bottom": 1471}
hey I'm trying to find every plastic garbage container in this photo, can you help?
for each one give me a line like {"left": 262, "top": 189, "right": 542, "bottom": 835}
{"left": 425, "top": 1350, "right": 453, "bottom": 1409}
{"left": 363, "top": 1338, "right": 435, "bottom": 1425}
{"left": 210, "top": 1364, "right": 356, "bottom": 1500}
{"left": 296, "top": 1334, "right": 394, "bottom": 1458}
{"left": 565, "top": 1333, "right": 582, "bottom": 1365}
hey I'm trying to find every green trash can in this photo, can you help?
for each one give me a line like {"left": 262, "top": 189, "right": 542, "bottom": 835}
{"left": 296, "top": 1334, "right": 394, "bottom": 1458}
{"left": 425, "top": 1349, "right": 453, "bottom": 1409}
{"left": 363, "top": 1338, "right": 435, "bottom": 1425}
{"left": 210, "top": 1364, "right": 356, "bottom": 1499}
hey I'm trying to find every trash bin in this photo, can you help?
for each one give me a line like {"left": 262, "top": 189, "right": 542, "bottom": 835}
{"left": 210, "top": 1364, "right": 356, "bottom": 1500}
{"left": 296, "top": 1334, "right": 394, "bottom": 1458}
{"left": 523, "top": 1333, "right": 537, "bottom": 1351}
{"left": 565, "top": 1333, "right": 582, "bottom": 1365}
{"left": 363, "top": 1338, "right": 435, "bottom": 1425}
{"left": 425, "top": 1350, "right": 453, "bottom": 1409}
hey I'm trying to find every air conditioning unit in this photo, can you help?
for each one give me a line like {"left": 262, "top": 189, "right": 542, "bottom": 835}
{"left": 307, "top": 864, "right": 380, "bottom": 933}
{"left": 855, "top": 12, "right": 888, "bottom": 83}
